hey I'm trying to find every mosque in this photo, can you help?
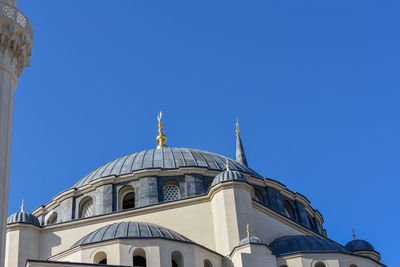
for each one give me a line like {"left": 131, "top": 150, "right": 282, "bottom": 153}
{"left": 0, "top": 1, "right": 385, "bottom": 267}
{"left": 5, "top": 112, "right": 384, "bottom": 267}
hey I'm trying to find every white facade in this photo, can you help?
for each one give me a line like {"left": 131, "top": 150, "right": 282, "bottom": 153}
{"left": 5, "top": 169, "right": 384, "bottom": 267}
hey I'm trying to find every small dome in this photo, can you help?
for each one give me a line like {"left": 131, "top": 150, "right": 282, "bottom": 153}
{"left": 211, "top": 170, "right": 248, "bottom": 187}
{"left": 345, "top": 239, "right": 375, "bottom": 252}
{"left": 72, "top": 221, "right": 193, "bottom": 248}
{"left": 269, "top": 235, "right": 350, "bottom": 256}
{"left": 239, "top": 236, "right": 263, "bottom": 246}
{"left": 7, "top": 212, "right": 40, "bottom": 226}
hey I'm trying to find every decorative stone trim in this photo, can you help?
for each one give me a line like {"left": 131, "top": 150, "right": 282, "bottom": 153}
{"left": 0, "top": 1, "right": 32, "bottom": 77}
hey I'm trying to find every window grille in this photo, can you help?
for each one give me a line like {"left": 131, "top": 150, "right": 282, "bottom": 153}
{"left": 163, "top": 185, "right": 180, "bottom": 201}
{"left": 81, "top": 201, "right": 94, "bottom": 218}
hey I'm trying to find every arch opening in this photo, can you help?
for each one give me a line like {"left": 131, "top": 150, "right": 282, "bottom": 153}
{"left": 171, "top": 250, "right": 183, "bottom": 267}
{"left": 79, "top": 197, "right": 94, "bottom": 218}
{"left": 315, "top": 262, "right": 326, "bottom": 267}
{"left": 133, "top": 248, "right": 146, "bottom": 267}
{"left": 254, "top": 189, "right": 264, "bottom": 203}
{"left": 204, "top": 259, "right": 213, "bottom": 267}
{"left": 47, "top": 212, "right": 57, "bottom": 225}
{"left": 94, "top": 251, "right": 107, "bottom": 265}
{"left": 308, "top": 214, "right": 316, "bottom": 231}
{"left": 119, "top": 185, "right": 135, "bottom": 210}
{"left": 283, "top": 200, "right": 295, "bottom": 219}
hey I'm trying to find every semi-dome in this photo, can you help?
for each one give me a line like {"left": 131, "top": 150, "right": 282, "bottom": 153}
{"left": 269, "top": 235, "right": 350, "bottom": 256}
{"left": 345, "top": 239, "right": 375, "bottom": 252}
{"left": 7, "top": 211, "right": 40, "bottom": 226}
{"left": 74, "top": 148, "right": 261, "bottom": 188}
{"left": 211, "top": 169, "right": 248, "bottom": 187}
{"left": 72, "top": 221, "right": 193, "bottom": 248}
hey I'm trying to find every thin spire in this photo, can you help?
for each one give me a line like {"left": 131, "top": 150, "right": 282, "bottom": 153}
{"left": 156, "top": 111, "right": 167, "bottom": 149}
{"left": 235, "top": 119, "right": 248, "bottom": 167}
{"left": 21, "top": 199, "right": 24, "bottom": 212}
{"left": 352, "top": 228, "right": 357, "bottom": 240}
{"left": 246, "top": 224, "right": 251, "bottom": 238}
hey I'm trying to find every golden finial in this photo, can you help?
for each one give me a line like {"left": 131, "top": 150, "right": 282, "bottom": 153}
{"left": 246, "top": 224, "right": 250, "bottom": 238}
{"left": 21, "top": 199, "right": 24, "bottom": 212}
{"left": 156, "top": 111, "right": 167, "bottom": 149}
{"left": 225, "top": 158, "right": 230, "bottom": 171}
{"left": 236, "top": 118, "right": 240, "bottom": 138}
{"left": 352, "top": 228, "right": 356, "bottom": 240}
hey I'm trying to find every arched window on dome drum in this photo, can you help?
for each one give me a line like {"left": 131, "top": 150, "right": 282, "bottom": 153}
{"left": 204, "top": 259, "right": 213, "bottom": 267}
{"left": 119, "top": 185, "right": 135, "bottom": 210}
{"left": 283, "top": 200, "right": 295, "bottom": 219}
{"left": 163, "top": 183, "right": 180, "bottom": 202}
{"left": 94, "top": 251, "right": 107, "bottom": 265}
{"left": 254, "top": 189, "right": 264, "bottom": 203}
{"left": 47, "top": 212, "right": 57, "bottom": 225}
{"left": 314, "top": 261, "right": 326, "bottom": 267}
{"left": 308, "top": 214, "right": 316, "bottom": 232}
{"left": 171, "top": 250, "right": 183, "bottom": 267}
{"left": 133, "top": 248, "right": 146, "bottom": 267}
{"left": 79, "top": 197, "right": 94, "bottom": 218}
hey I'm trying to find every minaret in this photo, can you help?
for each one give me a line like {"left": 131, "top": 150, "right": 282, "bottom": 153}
{"left": 236, "top": 120, "right": 248, "bottom": 167}
{"left": 0, "top": 1, "right": 33, "bottom": 266}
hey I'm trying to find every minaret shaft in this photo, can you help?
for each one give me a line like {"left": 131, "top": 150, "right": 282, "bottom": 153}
{"left": 0, "top": 66, "right": 15, "bottom": 267}
{"left": 0, "top": 1, "right": 32, "bottom": 266}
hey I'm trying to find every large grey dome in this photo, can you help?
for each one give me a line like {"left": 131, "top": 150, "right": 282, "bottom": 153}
{"left": 269, "top": 235, "right": 350, "bottom": 256}
{"left": 72, "top": 221, "right": 193, "bottom": 248}
{"left": 74, "top": 148, "right": 262, "bottom": 188}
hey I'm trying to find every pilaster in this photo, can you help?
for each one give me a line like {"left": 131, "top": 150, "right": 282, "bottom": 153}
{"left": 210, "top": 182, "right": 254, "bottom": 255}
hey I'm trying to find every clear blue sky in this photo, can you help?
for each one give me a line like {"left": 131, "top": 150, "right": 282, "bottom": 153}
{"left": 9, "top": 1, "right": 399, "bottom": 265}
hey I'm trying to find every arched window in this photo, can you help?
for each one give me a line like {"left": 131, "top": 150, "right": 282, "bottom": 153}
{"left": 79, "top": 197, "right": 94, "bottom": 218}
{"left": 349, "top": 264, "right": 358, "bottom": 267}
{"left": 94, "top": 251, "right": 107, "bottom": 264}
{"left": 163, "top": 183, "right": 180, "bottom": 201}
{"left": 47, "top": 212, "right": 57, "bottom": 225}
{"left": 133, "top": 248, "right": 146, "bottom": 267}
{"left": 204, "top": 259, "right": 212, "bottom": 267}
{"left": 119, "top": 185, "right": 135, "bottom": 210}
{"left": 283, "top": 200, "right": 295, "bottom": 219}
{"left": 171, "top": 250, "right": 183, "bottom": 267}
{"left": 308, "top": 214, "right": 316, "bottom": 231}
{"left": 314, "top": 262, "right": 326, "bottom": 267}
{"left": 280, "top": 265, "right": 288, "bottom": 267}
{"left": 254, "top": 189, "right": 264, "bottom": 203}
